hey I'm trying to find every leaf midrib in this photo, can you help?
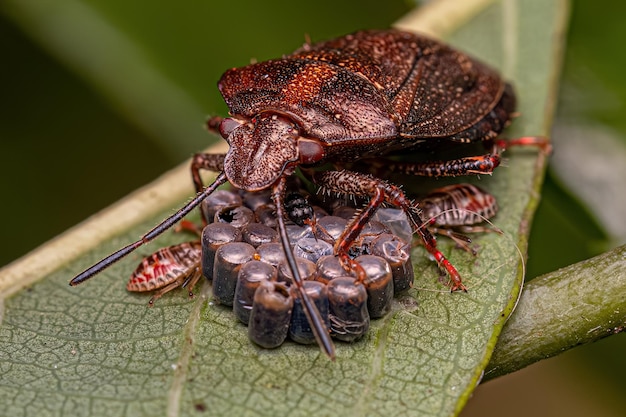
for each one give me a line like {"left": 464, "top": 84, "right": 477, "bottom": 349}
{"left": 166, "top": 280, "right": 211, "bottom": 417}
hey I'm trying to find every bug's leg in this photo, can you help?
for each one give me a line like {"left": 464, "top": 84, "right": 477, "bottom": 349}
{"left": 493, "top": 136, "right": 552, "bottom": 154}
{"left": 272, "top": 176, "right": 336, "bottom": 359}
{"left": 148, "top": 276, "right": 188, "bottom": 306}
{"left": 205, "top": 116, "right": 224, "bottom": 135}
{"left": 385, "top": 154, "right": 502, "bottom": 177}
{"left": 175, "top": 219, "right": 204, "bottom": 236}
{"left": 191, "top": 153, "right": 226, "bottom": 193}
{"left": 181, "top": 267, "right": 203, "bottom": 298}
{"left": 367, "top": 136, "right": 551, "bottom": 178}
{"left": 427, "top": 228, "right": 477, "bottom": 255}
{"left": 314, "top": 170, "right": 467, "bottom": 292}
{"left": 190, "top": 153, "right": 226, "bottom": 224}
{"left": 304, "top": 218, "right": 336, "bottom": 245}
{"left": 70, "top": 172, "right": 228, "bottom": 286}
{"left": 454, "top": 224, "right": 503, "bottom": 234}
{"left": 174, "top": 152, "right": 226, "bottom": 235}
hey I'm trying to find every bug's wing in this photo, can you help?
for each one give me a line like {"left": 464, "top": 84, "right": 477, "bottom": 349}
{"left": 395, "top": 52, "right": 510, "bottom": 140}
{"left": 297, "top": 30, "right": 513, "bottom": 142}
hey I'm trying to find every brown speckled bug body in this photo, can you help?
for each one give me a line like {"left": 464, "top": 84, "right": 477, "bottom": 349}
{"left": 71, "top": 29, "right": 523, "bottom": 359}
{"left": 214, "top": 30, "right": 513, "bottom": 190}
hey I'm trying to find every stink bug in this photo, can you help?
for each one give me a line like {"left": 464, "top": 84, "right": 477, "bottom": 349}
{"left": 70, "top": 29, "right": 538, "bottom": 359}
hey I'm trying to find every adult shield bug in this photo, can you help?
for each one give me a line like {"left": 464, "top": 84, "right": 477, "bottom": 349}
{"left": 70, "top": 29, "right": 533, "bottom": 359}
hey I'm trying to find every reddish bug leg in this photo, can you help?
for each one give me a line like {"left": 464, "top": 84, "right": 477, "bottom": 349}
{"left": 314, "top": 169, "right": 466, "bottom": 292}
{"left": 370, "top": 137, "right": 551, "bottom": 178}
{"left": 205, "top": 115, "right": 224, "bottom": 134}
{"left": 175, "top": 219, "right": 204, "bottom": 236}
{"left": 384, "top": 153, "right": 502, "bottom": 177}
{"left": 494, "top": 136, "right": 552, "bottom": 154}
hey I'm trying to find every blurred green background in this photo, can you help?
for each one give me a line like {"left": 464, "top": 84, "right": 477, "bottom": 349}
{"left": 1, "top": 0, "right": 624, "bottom": 416}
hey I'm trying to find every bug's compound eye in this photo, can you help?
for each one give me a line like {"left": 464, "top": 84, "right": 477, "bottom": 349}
{"left": 297, "top": 138, "right": 325, "bottom": 165}
{"left": 219, "top": 117, "right": 243, "bottom": 139}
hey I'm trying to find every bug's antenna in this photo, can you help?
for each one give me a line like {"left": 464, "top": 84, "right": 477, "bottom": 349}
{"left": 272, "top": 177, "right": 336, "bottom": 360}
{"left": 70, "top": 172, "right": 228, "bottom": 286}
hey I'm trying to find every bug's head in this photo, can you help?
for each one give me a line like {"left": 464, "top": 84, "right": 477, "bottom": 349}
{"left": 219, "top": 112, "right": 325, "bottom": 191}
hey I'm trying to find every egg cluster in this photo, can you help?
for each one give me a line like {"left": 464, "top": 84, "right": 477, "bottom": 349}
{"left": 201, "top": 187, "right": 414, "bottom": 348}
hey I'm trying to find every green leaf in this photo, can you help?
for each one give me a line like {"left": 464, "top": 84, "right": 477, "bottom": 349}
{"left": 0, "top": 1, "right": 567, "bottom": 416}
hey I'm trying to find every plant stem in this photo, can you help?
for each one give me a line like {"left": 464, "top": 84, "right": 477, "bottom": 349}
{"left": 485, "top": 244, "right": 626, "bottom": 381}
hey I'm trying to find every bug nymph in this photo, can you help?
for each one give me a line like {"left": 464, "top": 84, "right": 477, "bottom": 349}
{"left": 126, "top": 241, "right": 203, "bottom": 305}
{"left": 420, "top": 184, "right": 499, "bottom": 229}
{"left": 284, "top": 192, "right": 315, "bottom": 227}
{"left": 419, "top": 183, "right": 502, "bottom": 253}
{"left": 70, "top": 29, "right": 528, "bottom": 359}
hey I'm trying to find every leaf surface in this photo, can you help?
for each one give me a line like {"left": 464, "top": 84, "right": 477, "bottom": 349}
{"left": 0, "top": 1, "right": 567, "bottom": 416}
